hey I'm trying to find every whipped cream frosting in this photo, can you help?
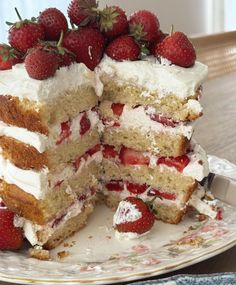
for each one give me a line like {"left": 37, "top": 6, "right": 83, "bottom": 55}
{"left": 97, "top": 55, "right": 208, "bottom": 100}
{"left": 118, "top": 105, "right": 193, "bottom": 139}
{"left": 0, "top": 62, "right": 103, "bottom": 102}
{"left": 113, "top": 200, "right": 142, "bottom": 225}
{"left": 0, "top": 109, "right": 99, "bottom": 153}
{"left": 0, "top": 149, "right": 102, "bottom": 200}
{"left": 189, "top": 186, "right": 218, "bottom": 219}
{"left": 115, "top": 230, "right": 149, "bottom": 240}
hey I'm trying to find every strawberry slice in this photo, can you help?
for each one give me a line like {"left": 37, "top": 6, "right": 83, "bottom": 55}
{"left": 105, "top": 180, "right": 124, "bottom": 192}
{"left": 54, "top": 180, "right": 64, "bottom": 188}
{"left": 126, "top": 182, "right": 148, "bottom": 194}
{"left": 216, "top": 208, "right": 223, "bottom": 220}
{"left": 86, "top": 144, "right": 101, "bottom": 156}
{"left": 0, "top": 208, "right": 23, "bottom": 250}
{"left": 147, "top": 188, "right": 177, "bottom": 200}
{"left": 119, "top": 146, "right": 150, "bottom": 166}
{"left": 80, "top": 112, "right": 91, "bottom": 135}
{"left": 111, "top": 103, "right": 125, "bottom": 116}
{"left": 150, "top": 113, "right": 176, "bottom": 128}
{"left": 103, "top": 144, "right": 118, "bottom": 158}
{"left": 56, "top": 120, "right": 72, "bottom": 145}
{"left": 157, "top": 155, "right": 190, "bottom": 172}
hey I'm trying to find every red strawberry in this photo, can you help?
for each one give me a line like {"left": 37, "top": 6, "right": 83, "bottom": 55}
{"left": 62, "top": 27, "right": 105, "bottom": 70}
{"left": 8, "top": 8, "right": 45, "bottom": 53}
{"left": 106, "top": 35, "right": 140, "bottom": 61}
{"left": 80, "top": 112, "right": 91, "bottom": 135}
{"left": 155, "top": 31, "right": 196, "bottom": 67}
{"left": 119, "top": 146, "right": 150, "bottom": 166}
{"left": 157, "top": 155, "right": 190, "bottom": 172}
{"left": 38, "top": 8, "right": 68, "bottom": 41}
{"left": 111, "top": 103, "right": 124, "bottom": 116}
{"left": 0, "top": 44, "right": 23, "bottom": 70}
{"left": 150, "top": 113, "right": 176, "bottom": 127}
{"left": 149, "top": 30, "right": 167, "bottom": 55}
{"left": 126, "top": 182, "right": 148, "bottom": 195}
{"left": 34, "top": 34, "right": 76, "bottom": 68}
{"left": 129, "top": 10, "right": 160, "bottom": 43}
{"left": 86, "top": 144, "right": 101, "bottom": 155}
{"left": 25, "top": 49, "right": 59, "bottom": 80}
{"left": 114, "top": 197, "right": 155, "bottom": 234}
{"left": 99, "top": 6, "right": 128, "bottom": 38}
{"left": 103, "top": 144, "right": 118, "bottom": 158}
{"left": 147, "top": 188, "right": 176, "bottom": 200}
{"left": 106, "top": 180, "right": 124, "bottom": 192}
{"left": 0, "top": 208, "right": 23, "bottom": 250}
{"left": 56, "top": 120, "right": 72, "bottom": 145}
{"left": 68, "top": 0, "right": 98, "bottom": 27}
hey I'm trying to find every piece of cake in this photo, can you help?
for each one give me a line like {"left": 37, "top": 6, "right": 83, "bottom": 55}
{"left": 0, "top": 62, "right": 103, "bottom": 249}
{"left": 97, "top": 47, "right": 209, "bottom": 224}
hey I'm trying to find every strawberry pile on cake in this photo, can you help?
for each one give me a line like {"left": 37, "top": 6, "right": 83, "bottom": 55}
{"left": 0, "top": 0, "right": 219, "bottom": 254}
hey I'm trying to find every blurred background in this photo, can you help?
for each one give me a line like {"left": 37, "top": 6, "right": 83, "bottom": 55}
{"left": 0, "top": 0, "right": 236, "bottom": 42}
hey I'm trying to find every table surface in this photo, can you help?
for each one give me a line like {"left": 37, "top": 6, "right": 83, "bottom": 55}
{"left": 1, "top": 74, "right": 236, "bottom": 285}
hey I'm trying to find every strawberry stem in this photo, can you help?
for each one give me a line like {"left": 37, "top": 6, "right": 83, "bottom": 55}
{"left": 170, "top": 24, "right": 174, "bottom": 36}
{"left": 14, "top": 7, "right": 22, "bottom": 21}
{"left": 57, "top": 31, "right": 64, "bottom": 48}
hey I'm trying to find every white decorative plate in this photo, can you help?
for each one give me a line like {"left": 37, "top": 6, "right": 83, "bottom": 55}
{"left": 0, "top": 156, "right": 236, "bottom": 285}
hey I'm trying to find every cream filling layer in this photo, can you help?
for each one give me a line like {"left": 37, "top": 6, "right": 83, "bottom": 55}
{"left": 15, "top": 189, "right": 94, "bottom": 246}
{"left": 118, "top": 105, "right": 193, "bottom": 139}
{"left": 97, "top": 55, "right": 208, "bottom": 100}
{"left": 0, "top": 62, "right": 103, "bottom": 101}
{"left": 0, "top": 150, "right": 102, "bottom": 200}
{"left": 0, "top": 110, "right": 99, "bottom": 153}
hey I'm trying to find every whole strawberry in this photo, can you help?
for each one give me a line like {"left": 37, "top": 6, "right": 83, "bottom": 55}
{"left": 68, "top": 0, "right": 98, "bottom": 27}
{"left": 0, "top": 44, "right": 23, "bottom": 70}
{"left": 129, "top": 10, "right": 160, "bottom": 43}
{"left": 106, "top": 35, "right": 140, "bottom": 61}
{"left": 25, "top": 49, "right": 59, "bottom": 80}
{"left": 0, "top": 208, "right": 23, "bottom": 250}
{"left": 113, "top": 197, "right": 155, "bottom": 235}
{"left": 38, "top": 8, "right": 68, "bottom": 41}
{"left": 155, "top": 31, "right": 196, "bottom": 67}
{"left": 34, "top": 32, "right": 76, "bottom": 68}
{"left": 8, "top": 8, "right": 45, "bottom": 53}
{"left": 99, "top": 6, "right": 128, "bottom": 38}
{"left": 62, "top": 27, "right": 105, "bottom": 70}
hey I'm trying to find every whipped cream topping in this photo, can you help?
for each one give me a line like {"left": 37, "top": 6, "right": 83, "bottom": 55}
{"left": 0, "top": 62, "right": 103, "bottom": 102}
{"left": 0, "top": 109, "right": 99, "bottom": 153}
{"left": 118, "top": 105, "right": 193, "bottom": 139}
{"left": 0, "top": 154, "right": 48, "bottom": 200}
{"left": 189, "top": 186, "right": 218, "bottom": 219}
{"left": 183, "top": 143, "right": 209, "bottom": 181}
{"left": 97, "top": 55, "right": 208, "bottom": 100}
{"left": 0, "top": 121, "right": 47, "bottom": 153}
{"left": 115, "top": 230, "right": 149, "bottom": 240}
{"left": 0, "top": 148, "right": 102, "bottom": 200}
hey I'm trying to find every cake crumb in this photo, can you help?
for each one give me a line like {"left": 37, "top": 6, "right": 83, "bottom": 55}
{"left": 106, "top": 235, "right": 112, "bottom": 239}
{"left": 28, "top": 247, "right": 50, "bottom": 260}
{"left": 88, "top": 235, "right": 93, "bottom": 239}
{"left": 57, "top": 251, "right": 70, "bottom": 259}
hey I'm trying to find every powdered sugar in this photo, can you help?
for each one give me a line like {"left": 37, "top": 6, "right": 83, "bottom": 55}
{"left": 113, "top": 201, "right": 142, "bottom": 226}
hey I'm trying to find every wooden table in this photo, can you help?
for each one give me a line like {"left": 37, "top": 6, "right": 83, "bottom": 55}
{"left": 1, "top": 75, "right": 236, "bottom": 285}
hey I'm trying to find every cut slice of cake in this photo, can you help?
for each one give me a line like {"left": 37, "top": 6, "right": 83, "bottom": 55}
{"left": 0, "top": 62, "right": 103, "bottom": 249}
